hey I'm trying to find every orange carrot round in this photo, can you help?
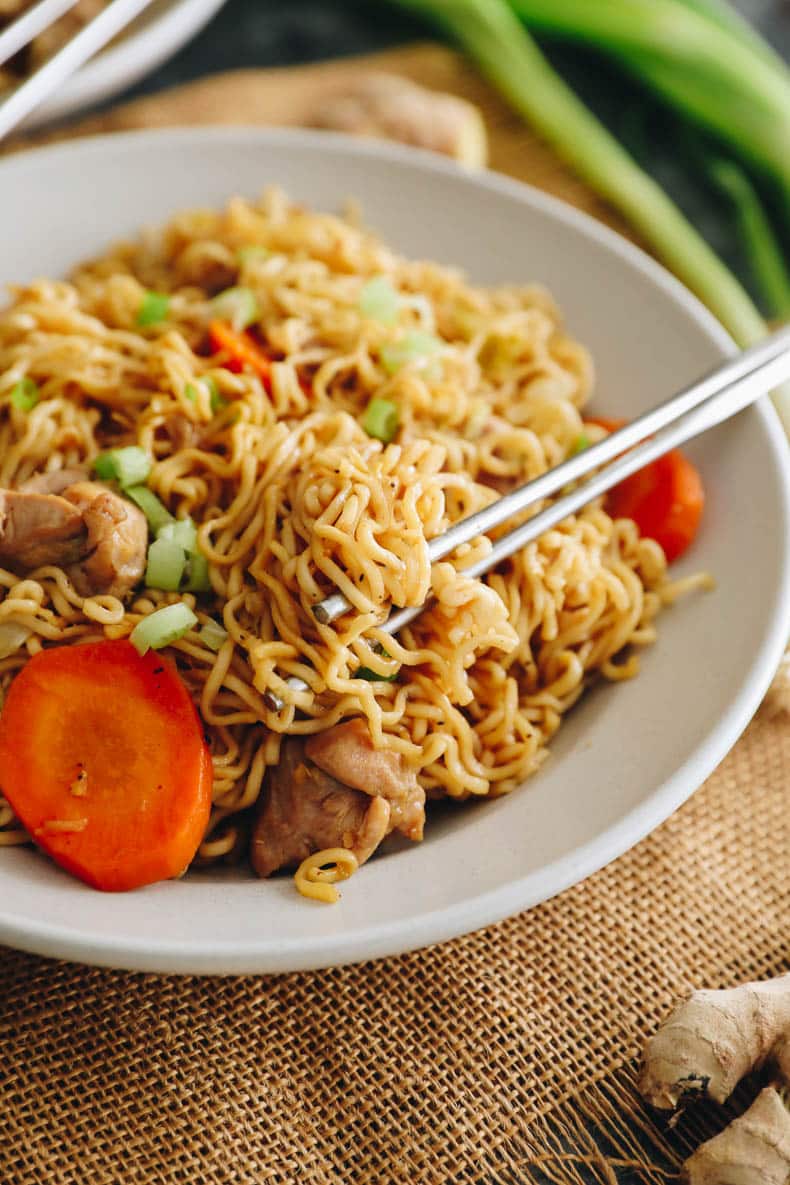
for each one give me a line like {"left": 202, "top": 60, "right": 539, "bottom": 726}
{"left": 584, "top": 415, "right": 705, "bottom": 562}
{"left": 0, "top": 640, "right": 212, "bottom": 891}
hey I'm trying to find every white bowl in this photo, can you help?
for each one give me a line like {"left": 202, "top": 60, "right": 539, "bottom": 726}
{"left": 23, "top": 0, "right": 227, "bottom": 129}
{"left": 0, "top": 128, "right": 788, "bottom": 974}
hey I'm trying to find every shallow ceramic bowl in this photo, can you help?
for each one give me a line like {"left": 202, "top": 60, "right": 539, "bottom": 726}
{"left": 0, "top": 128, "right": 787, "bottom": 974}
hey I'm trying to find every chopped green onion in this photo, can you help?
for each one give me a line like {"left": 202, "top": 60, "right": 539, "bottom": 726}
{"left": 137, "top": 291, "right": 170, "bottom": 327}
{"left": 0, "top": 621, "right": 31, "bottom": 658}
{"left": 92, "top": 446, "right": 151, "bottom": 489}
{"left": 199, "top": 619, "right": 228, "bottom": 652}
{"left": 129, "top": 603, "right": 197, "bottom": 656}
{"left": 355, "top": 666, "right": 399, "bottom": 682}
{"left": 380, "top": 331, "right": 443, "bottom": 376}
{"left": 124, "top": 486, "right": 175, "bottom": 534}
{"left": 9, "top": 378, "right": 39, "bottom": 412}
{"left": 572, "top": 431, "right": 591, "bottom": 455}
{"left": 237, "top": 245, "right": 271, "bottom": 265}
{"left": 183, "top": 552, "right": 211, "bottom": 593}
{"left": 362, "top": 397, "right": 400, "bottom": 444}
{"left": 157, "top": 517, "right": 197, "bottom": 553}
{"left": 145, "top": 538, "right": 186, "bottom": 592}
{"left": 359, "top": 276, "right": 399, "bottom": 325}
{"left": 184, "top": 383, "right": 198, "bottom": 403}
{"left": 211, "top": 286, "right": 260, "bottom": 331}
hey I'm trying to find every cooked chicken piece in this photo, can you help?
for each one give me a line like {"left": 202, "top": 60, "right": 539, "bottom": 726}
{"left": 62, "top": 482, "right": 147, "bottom": 598}
{"left": 0, "top": 489, "right": 86, "bottom": 570}
{"left": 251, "top": 738, "right": 391, "bottom": 878}
{"left": 306, "top": 718, "right": 425, "bottom": 841}
{"left": 20, "top": 468, "right": 88, "bottom": 496}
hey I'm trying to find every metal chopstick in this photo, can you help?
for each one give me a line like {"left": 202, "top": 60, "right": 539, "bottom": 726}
{"left": 0, "top": 0, "right": 81, "bottom": 69}
{"left": 263, "top": 330, "right": 790, "bottom": 712}
{"left": 0, "top": 0, "right": 156, "bottom": 139}
{"left": 313, "top": 324, "right": 790, "bottom": 625}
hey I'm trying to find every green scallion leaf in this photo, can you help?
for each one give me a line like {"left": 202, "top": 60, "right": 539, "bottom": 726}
{"left": 199, "top": 619, "right": 228, "bottom": 652}
{"left": 359, "top": 275, "right": 399, "bottom": 325}
{"left": 380, "top": 331, "right": 443, "bottom": 376}
{"left": 129, "top": 603, "right": 197, "bottom": 656}
{"left": 237, "top": 245, "right": 271, "bottom": 266}
{"left": 145, "top": 537, "right": 186, "bottom": 592}
{"left": 92, "top": 446, "right": 151, "bottom": 489}
{"left": 362, "top": 397, "right": 400, "bottom": 444}
{"left": 124, "top": 486, "right": 175, "bottom": 535}
{"left": 211, "top": 286, "right": 260, "bottom": 331}
{"left": 137, "top": 291, "right": 170, "bottom": 327}
{"left": 9, "top": 378, "right": 39, "bottom": 412}
{"left": 157, "top": 517, "right": 197, "bottom": 553}
{"left": 184, "top": 552, "right": 211, "bottom": 593}
{"left": 572, "top": 431, "right": 591, "bottom": 455}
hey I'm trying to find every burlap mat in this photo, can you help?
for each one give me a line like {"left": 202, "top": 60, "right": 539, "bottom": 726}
{"left": 1, "top": 45, "right": 789, "bottom": 1185}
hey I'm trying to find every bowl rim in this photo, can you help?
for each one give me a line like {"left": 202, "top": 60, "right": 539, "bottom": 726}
{"left": 0, "top": 125, "right": 788, "bottom": 974}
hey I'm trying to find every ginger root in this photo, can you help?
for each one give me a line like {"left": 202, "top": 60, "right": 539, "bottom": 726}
{"left": 306, "top": 73, "right": 488, "bottom": 167}
{"left": 640, "top": 972, "right": 790, "bottom": 1183}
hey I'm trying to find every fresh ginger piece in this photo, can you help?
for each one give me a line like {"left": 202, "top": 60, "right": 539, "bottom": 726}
{"left": 683, "top": 1087, "right": 790, "bottom": 1185}
{"left": 307, "top": 73, "right": 488, "bottom": 167}
{"left": 640, "top": 973, "right": 790, "bottom": 1108}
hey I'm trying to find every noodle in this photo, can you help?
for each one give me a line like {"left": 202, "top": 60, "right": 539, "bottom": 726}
{"left": 0, "top": 189, "right": 690, "bottom": 873}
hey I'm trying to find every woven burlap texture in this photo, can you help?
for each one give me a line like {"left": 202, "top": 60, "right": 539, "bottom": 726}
{"left": 1, "top": 46, "right": 788, "bottom": 1185}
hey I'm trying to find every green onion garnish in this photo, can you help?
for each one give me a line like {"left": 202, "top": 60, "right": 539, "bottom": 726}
{"left": 237, "top": 245, "right": 271, "bottom": 266}
{"left": 572, "top": 431, "right": 591, "bottom": 455}
{"left": 355, "top": 663, "right": 398, "bottom": 683}
{"left": 362, "top": 397, "right": 400, "bottom": 444}
{"left": 129, "top": 603, "right": 197, "bottom": 656}
{"left": 145, "top": 538, "right": 186, "bottom": 592}
{"left": 157, "top": 517, "right": 197, "bottom": 553}
{"left": 211, "top": 286, "right": 260, "bottom": 331}
{"left": 124, "top": 486, "right": 175, "bottom": 535}
{"left": 380, "top": 331, "right": 443, "bottom": 376}
{"left": 359, "top": 276, "right": 399, "bottom": 325}
{"left": 9, "top": 378, "right": 40, "bottom": 412}
{"left": 93, "top": 446, "right": 151, "bottom": 489}
{"left": 137, "top": 291, "right": 170, "bottom": 327}
{"left": 183, "top": 552, "right": 211, "bottom": 593}
{"left": 199, "top": 619, "right": 228, "bottom": 652}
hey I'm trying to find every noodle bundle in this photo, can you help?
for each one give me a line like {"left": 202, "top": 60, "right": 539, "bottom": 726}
{"left": 0, "top": 189, "right": 690, "bottom": 870}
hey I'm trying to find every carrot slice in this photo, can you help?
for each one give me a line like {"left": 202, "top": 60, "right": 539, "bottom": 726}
{"left": 0, "top": 640, "right": 212, "bottom": 891}
{"left": 584, "top": 416, "right": 704, "bottom": 562}
{"left": 209, "top": 320, "right": 272, "bottom": 389}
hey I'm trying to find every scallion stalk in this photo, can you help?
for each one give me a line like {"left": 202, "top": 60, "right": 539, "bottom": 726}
{"left": 157, "top": 517, "right": 198, "bottom": 553}
{"left": 183, "top": 552, "right": 211, "bottom": 593}
{"left": 124, "top": 486, "right": 175, "bottom": 534}
{"left": 93, "top": 446, "right": 151, "bottom": 489}
{"left": 199, "top": 619, "right": 228, "bottom": 652}
{"left": 145, "top": 538, "right": 186, "bottom": 592}
{"left": 380, "top": 331, "right": 443, "bottom": 376}
{"left": 359, "top": 276, "right": 400, "bottom": 325}
{"left": 9, "top": 378, "right": 39, "bottom": 412}
{"left": 362, "top": 397, "right": 400, "bottom": 443}
{"left": 211, "top": 286, "right": 260, "bottom": 332}
{"left": 137, "top": 292, "right": 170, "bottom": 327}
{"left": 129, "top": 603, "right": 197, "bottom": 655}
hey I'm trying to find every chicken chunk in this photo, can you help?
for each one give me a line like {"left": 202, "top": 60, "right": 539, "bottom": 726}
{"left": 306, "top": 718, "right": 425, "bottom": 841}
{"left": 251, "top": 738, "right": 391, "bottom": 878}
{"left": 0, "top": 479, "right": 147, "bottom": 597}
{"left": 0, "top": 489, "right": 86, "bottom": 570}
{"left": 62, "top": 482, "right": 147, "bottom": 598}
